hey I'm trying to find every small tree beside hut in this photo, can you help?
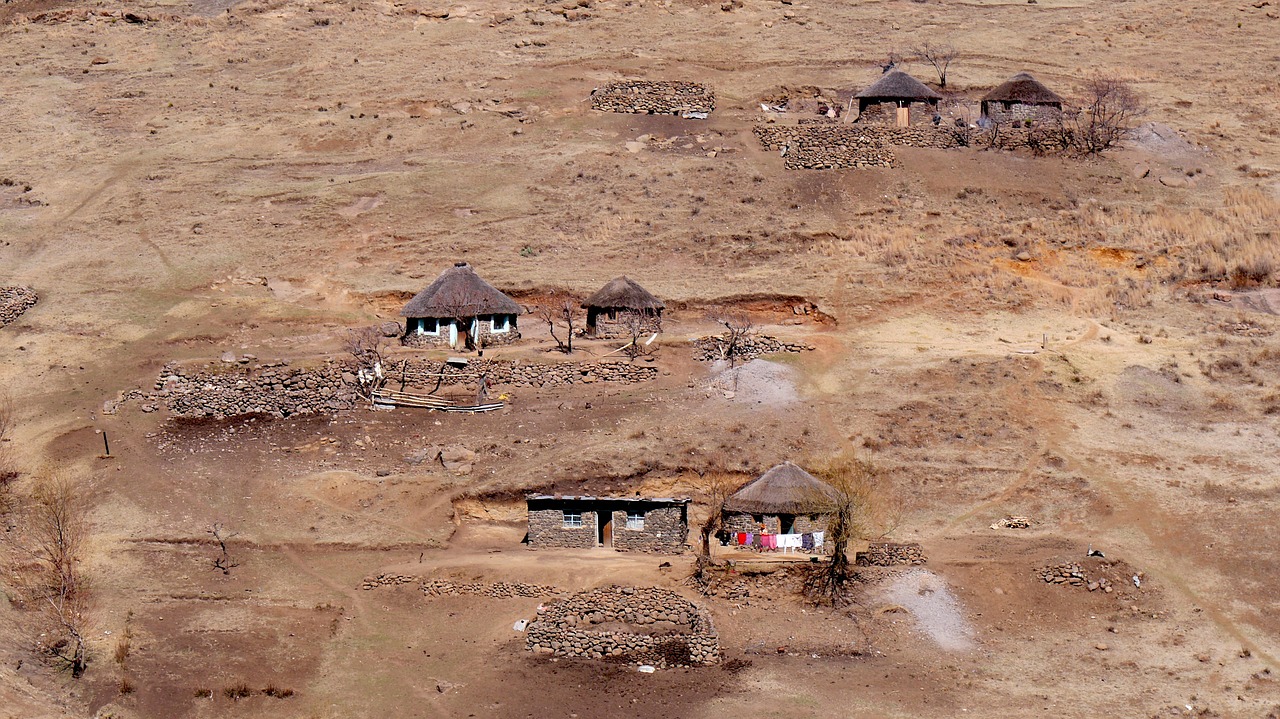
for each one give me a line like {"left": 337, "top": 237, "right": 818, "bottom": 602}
{"left": 801, "top": 454, "right": 900, "bottom": 607}
{"left": 1060, "top": 75, "right": 1145, "bottom": 154}
{"left": 534, "top": 296, "right": 583, "bottom": 354}
{"left": 913, "top": 41, "right": 958, "bottom": 90}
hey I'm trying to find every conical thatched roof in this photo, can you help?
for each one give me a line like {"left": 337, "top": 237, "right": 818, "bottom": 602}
{"left": 856, "top": 70, "right": 942, "bottom": 101}
{"left": 723, "top": 462, "right": 837, "bottom": 515}
{"left": 982, "top": 72, "right": 1063, "bottom": 105}
{"left": 582, "top": 276, "right": 665, "bottom": 311}
{"left": 400, "top": 262, "right": 523, "bottom": 318}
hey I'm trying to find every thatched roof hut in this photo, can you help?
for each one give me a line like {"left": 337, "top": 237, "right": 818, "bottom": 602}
{"left": 400, "top": 262, "right": 523, "bottom": 319}
{"left": 856, "top": 70, "right": 942, "bottom": 104}
{"left": 723, "top": 462, "right": 837, "bottom": 515}
{"left": 982, "top": 72, "right": 1063, "bottom": 106}
{"left": 583, "top": 277, "right": 665, "bottom": 313}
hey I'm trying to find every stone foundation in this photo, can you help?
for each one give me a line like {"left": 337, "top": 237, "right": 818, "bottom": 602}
{"left": 855, "top": 542, "right": 926, "bottom": 566}
{"left": 0, "top": 287, "right": 38, "bottom": 327}
{"left": 526, "top": 586, "right": 719, "bottom": 667}
{"left": 983, "top": 102, "right": 1062, "bottom": 126}
{"left": 591, "top": 81, "right": 715, "bottom": 116}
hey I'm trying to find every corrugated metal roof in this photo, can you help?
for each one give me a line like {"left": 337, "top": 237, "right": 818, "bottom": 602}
{"left": 526, "top": 494, "right": 690, "bottom": 504}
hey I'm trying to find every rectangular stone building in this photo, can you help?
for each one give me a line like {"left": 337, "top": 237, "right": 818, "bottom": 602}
{"left": 526, "top": 495, "right": 689, "bottom": 554}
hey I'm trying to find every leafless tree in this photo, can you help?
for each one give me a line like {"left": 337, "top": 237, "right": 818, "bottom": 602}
{"left": 801, "top": 453, "right": 901, "bottom": 607}
{"left": 694, "top": 469, "right": 742, "bottom": 558}
{"left": 208, "top": 523, "right": 240, "bottom": 575}
{"left": 344, "top": 326, "right": 389, "bottom": 371}
{"left": 619, "top": 311, "right": 656, "bottom": 361}
{"left": 913, "top": 41, "right": 958, "bottom": 89}
{"left": 14, "top": 469, "right": 90, "bottom": 676}
{"left": 1061, "top": 75, "right": 1145, "bottom": 154}
{"left": 535, "top": 298, "right": 582, "bottom": 354}
{"left": 709, "top": 310, "right": 756, "bottom": 367}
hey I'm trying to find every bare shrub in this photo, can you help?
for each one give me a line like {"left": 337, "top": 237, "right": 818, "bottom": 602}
{"left": 223, "top": 683, "right": 254, "bottom": 700}
{"left": 344, "top": 326, "right": 390, "bottom": 371}
{"left": 619, "top": 310, "right": 657, "bottom": 361}
{"left": 707, "top": 310, "right": 756, "bottom": 367}
{"left": 1061, "top": 75, "right": 1145, "bottom": 154}
{"left": 208, "top": 523, "right": 240, "bottom": 575}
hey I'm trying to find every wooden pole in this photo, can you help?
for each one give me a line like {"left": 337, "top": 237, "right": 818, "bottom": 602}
{"left": 101, "top": 431, "right": 111, "bottom": 457}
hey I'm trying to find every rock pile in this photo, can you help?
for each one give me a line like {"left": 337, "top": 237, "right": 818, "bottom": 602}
{"left": 991, "top": 516, "right": 1033, "bottom": 529}
{"left": 154, "top": 361, "right": 357, "bottom": 419}
{"left": 394, "top": 358, "right": 657, "bottom": 388}
{"left": 692, "top": 334, "right": 813, "bottom": 363}
{"left": 856, "top": 542, "right": 926, "bottom": 566}
{"left": 358, "top": 574, "right": 559, "bottom": 598}
{"left": 0, "top": 287, "right": 38, "bottom": 327}
{"left": 526, "top": 586, "right": 719, "bottom": 667}
{"left": 1038, "top": 563, "right": 1114, "bottom": 593}
{"left": 591, "top": 81, "right": 715, "bottom": 116}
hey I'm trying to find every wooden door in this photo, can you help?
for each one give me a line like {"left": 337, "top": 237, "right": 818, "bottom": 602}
{"left": 896, "top": 106, "right": 910, "bottom": 127}
{"left": 599, "top": 513, "right": 613, "bottom": 547}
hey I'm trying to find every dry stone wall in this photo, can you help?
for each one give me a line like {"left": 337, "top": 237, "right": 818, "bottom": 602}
{"left": 0, "top": 287, "right": 38, "bottom": 327}
{"left": 692, "top": 333, "right": 813, "bottom": 363}
{"left": 392, "top": 357, "right": 657, "bottom": 389}
{"left": 591, "top": 81, "right": 715, "bottom": 116}
{"left": 856, "top": 542, "right": 926, "bottom": 566}
{"left": 359, "top": 574, "right": 559, "bottom": 598}
{"left": 153, "top": 361, "right": 357, "bottom": 419}
{"left": 526, "top": 586, "right": 719, "bottom": 667}
{"left": 754, "top": 124, "right": 895, "bottom": 169}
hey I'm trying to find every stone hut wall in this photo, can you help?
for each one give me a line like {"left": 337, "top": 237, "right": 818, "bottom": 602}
{"left": 402, "top": 317, "right": 521, "bottom": 348}
{"left": 0, "top": 287, "right": 38, "bottom": 327}
{"left": 983, "top": 102, "right": 1062, "bottom": 125}
{"left": 724, "top": 512, "right": 828, "bottom": 536}
{"left": 528, "top": 508, "right": 599, "bottom": 549}
{"left": 591, "top": 80, "right": 715, "bottom": 115}
{"left": 856, "top": 100, "right": 940, "bottom": 127}
{"left": 586, "top": 311, "right": 662, "bottom": 339}
{"left": 609, "top": 507, "right": 687, "bottom": 553}
{"left": 856, "top": 541, "right": 926, "bottom": 566}
{"left": 526, "top": 586, "right": 719, "bottom": 667}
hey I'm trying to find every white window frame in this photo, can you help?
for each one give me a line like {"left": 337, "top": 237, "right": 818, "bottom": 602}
{"left": 562, "top": 510, "right": 582, "bottom": 528}
{"left": 416, "top": 317, "right": 440, "bottom": 336}
{"left": 489, "top": 313, "right": 510, "bottom": 334}
{"left": 625, "top": 511, "right": 645, "bottom": 531}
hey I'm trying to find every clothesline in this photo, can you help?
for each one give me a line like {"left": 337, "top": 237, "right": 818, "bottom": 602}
{"left": 732, "top": 531, "right": 824, "bottom": 553}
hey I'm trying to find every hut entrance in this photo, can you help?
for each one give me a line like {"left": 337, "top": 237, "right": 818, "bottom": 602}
{"left": 896, "top": 106, "right": 910, "bottom": 127}
{"left": 779, "top": 515, "right": 796, "bottom": 534}
{"left": 597, "top": 512, "right": 613, "bottom": 547}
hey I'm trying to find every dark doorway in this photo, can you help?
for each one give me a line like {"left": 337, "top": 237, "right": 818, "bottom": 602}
{"left": 598, "top": 511, "right": 612, "bottom": 547}
{"left": 780, "top": 515, "right": 795, "bottom": 534}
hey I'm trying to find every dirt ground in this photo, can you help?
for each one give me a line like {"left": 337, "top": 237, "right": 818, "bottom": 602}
{"left": 2, "top": 0, "right": 1280, "bottom": 717}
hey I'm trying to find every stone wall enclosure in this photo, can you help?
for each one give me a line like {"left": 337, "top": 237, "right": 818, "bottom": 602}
{"left": 526, "top": 586, "right": 719, "bottom": 667}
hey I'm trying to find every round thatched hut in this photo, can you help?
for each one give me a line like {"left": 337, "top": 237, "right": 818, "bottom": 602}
{"left": 581, "top": 276, "right": 665, "bottom": 338}
{"left": 980, "top": 72, "right": 1063, "bottom": 125}
{"left": 855, "top": 70, "right": 942, "bottom": 126}
{"left": 400, "top": 262, "right": 523, "bottom": 350}
{"left": 722, "top": 462, "right": 836, "bottom": 536}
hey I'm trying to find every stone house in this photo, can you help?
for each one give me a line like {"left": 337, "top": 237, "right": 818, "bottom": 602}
{"left": 400, "top": 262, "right": 523, "bottom": 350}
{"left": 722, "top": 462, "right": 835, "bottom": 535}
{"left": 581, "top": 276, "right": 665, "bottom": 338}
{"left": 981, "top": 72, "right": 1064, "bottom": 125}
{"left": 526, "top": 495, "right": 689, "bottom": 553}
{"left": 854, "top": 70, "right": 942, "bottom": 127}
